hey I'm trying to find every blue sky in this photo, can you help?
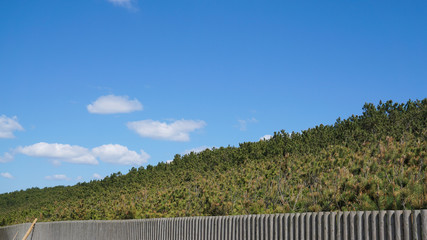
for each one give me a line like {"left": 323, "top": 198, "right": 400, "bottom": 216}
{"left": 0, "top": 0, "right": 426, "bottom": 194}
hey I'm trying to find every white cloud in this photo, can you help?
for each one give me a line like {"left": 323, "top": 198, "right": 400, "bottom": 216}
{"left": 0, "top": 152, "right": 14, "bottom": 163}
{"left": 16, "top": 142, "right": 98, "bottom": 165}
{"left": 92, "top": 173, "right": 102, "bottom": 180}
{"left": 15, "top": 142, "right": 149, "bottom": 166}
{"left": 0, "top": 115, "right": 24, "bottom": 138}
{"left": 76, "top": 176, "right": 83, "bottom": 181}
{"left": 166, "top": 159, "right": 173, "bottom": 164}
{"left": 260, "top": 135, "right": 273, "bottom": 141}
{"left": 87, "top": 95, "right": 142, "bottom": 114}
{"left": 1, "top": 172, "right": 13, "bottom": 179}
{"left": 237, "top": 117, "right": 258, "bottom": 131}
{"left": 127, "top": 119, "right": 206, "bottom": 141}
{"left": 92, "top": 144, "right": 149, "bottom": 165}
{"left": 107, "top": 0, "right": 134, "bottom": 9}
{"left": 45, "top": 174, "right": 70, "bottom": 181}
{"left": 183, "top": 146, "right": 212, "bottom": 155}
{"left": 51, "top": 159, "right": 62, "bottom": 166}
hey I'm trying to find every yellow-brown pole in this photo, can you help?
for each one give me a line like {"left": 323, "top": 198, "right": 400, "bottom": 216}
{"left": 21, "top": 218, "right": 37, "bottom": 240}
{"left": 12, "top": 231, "right": 19, "bottom": 240}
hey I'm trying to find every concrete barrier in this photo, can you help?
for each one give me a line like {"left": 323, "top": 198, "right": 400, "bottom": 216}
{"left": 1, "top": 210, "right": 426, "bottom": 240}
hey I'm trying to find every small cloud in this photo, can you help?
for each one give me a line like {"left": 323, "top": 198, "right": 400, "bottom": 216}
{"left": 183, "top": 146, "right": 212, "bottom": 155}
{"left": 166, "top": 159, "right": 173, "bottom": 164}
{"left": 0, "top": 172, "right": 13, "bottom": 179}
{"left": 92, "top": 144, "right": 149, "bottom": 165}
{"left": 92, "top": 173, "right": 102, "bottom": 180}
{"left": 45, "top": 174, "right": 70, "bottom": 181}
{"left": 0, "top": 115, "right": 24, "bottom": 138}
{"left": 260, "top": 135, "right": 273, "bottom": 141}
{"left": 107, "top": 0, "right": 135, "bottom": 9}
{"left": 16, "top": 142, "right": 98, "bottom": 165}
{"left": 87, "top": 95, "right": 142, "bottom": 114}
{"left": 237, "top": 117, "right": 258, "bottom": 131}
{"left": 0, "top": 152, "right": 14, "bottom": 163}
{"left": 127, "top": 119, "right": 206, "bottom": 142}
{"left": 76, "top": 176, "right": 83, "bottom": 181}
{"left": 51, "top": 159, "right": 62, "bottom": 166}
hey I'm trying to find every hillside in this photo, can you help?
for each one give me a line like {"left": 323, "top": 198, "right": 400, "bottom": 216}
{"left": 1, "top": 99, "right": 426, "bottom": 226}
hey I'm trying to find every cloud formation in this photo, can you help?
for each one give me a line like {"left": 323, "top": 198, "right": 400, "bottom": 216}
{"left": 87, "top": 95, "right": 142, "bottom": 114}
{"left": 45, "top": 174, "right": 70, "bottom": 181}
{"left": 260, "top": 134, "right": 273, "bottom": 141}
{"left": 183, "top": 146, "right": 212, "bottom": 155}
{"left": 0, "top": 153, "right": 13, "bottom": 163}
{"left": 16, "top": 142, "right": 98, "bottom": 165}
{"left": 92, "top": 173, "right": 102, "bottom": 180}
{"left": 14, "top": 142, "right": 148, "bottom": 166}
{"left": 107, "top": 0, "right": 134, "bottom": 9}
{"left": 237, "top": 117, "right": 258, "bottom": 131}
{"left": 0, "top": 115, "right": 24, "bottom": 138}
{"left": 127, "top": 119, "right": 206, "bottom": 141}
{"left": 1, "top": 172, "right": 13, "bottom": 179}
{"left": 92, "top": 144, "right": 150, "bottom": 165}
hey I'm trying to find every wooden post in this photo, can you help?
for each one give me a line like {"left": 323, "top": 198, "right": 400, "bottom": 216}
{"left": 12, "top": 231, "right": 19, "bottom": 240}
{"left": 21, "top": 218, "right": 37, "bottom": 240}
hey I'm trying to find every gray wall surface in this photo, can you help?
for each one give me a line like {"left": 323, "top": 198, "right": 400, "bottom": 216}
{"left": 1, "top": 210, "right": 426, "bottom": 240}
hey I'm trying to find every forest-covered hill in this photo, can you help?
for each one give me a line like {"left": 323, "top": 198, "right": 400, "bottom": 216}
{"left": 1, "top": 99, "right": 426, "bottom": 226}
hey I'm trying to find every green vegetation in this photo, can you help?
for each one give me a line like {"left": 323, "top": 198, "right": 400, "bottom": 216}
{"left": 1, "top": 99, "right": 426, "bottom": 226}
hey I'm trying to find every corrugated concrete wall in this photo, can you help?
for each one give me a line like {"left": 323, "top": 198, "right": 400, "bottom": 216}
{"left": 1, "top": 210, "right": 426, "bottom": 240}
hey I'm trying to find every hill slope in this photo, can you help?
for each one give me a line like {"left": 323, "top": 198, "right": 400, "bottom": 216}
{"left": 1, "top": 99, "right": 426, "bottom": 226}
